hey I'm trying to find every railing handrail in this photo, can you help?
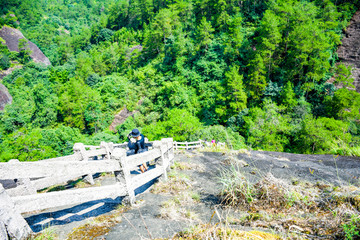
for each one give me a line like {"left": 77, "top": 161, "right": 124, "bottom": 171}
{"left": 173, "top": 139, "right": 203, "bottom": 151}
{"left": 0, "top": 138, "right": 175, "bottom": 240}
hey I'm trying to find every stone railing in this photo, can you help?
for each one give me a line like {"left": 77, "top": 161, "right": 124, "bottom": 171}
{"left": 173, "top": 140, "right": 203, "bottom": 150}
{"left": 0, "top": 138, "right": 174, "bottom": 240}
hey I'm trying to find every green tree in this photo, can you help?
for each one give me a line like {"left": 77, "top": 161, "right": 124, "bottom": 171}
{"left": 190, "top": 125, "right": 246, "bottom": 149}
{"left": 196, "top": 17, "right": 214, "bottom": 49}
{"left": 31, "top": 83, "right": 58, "bottom": 128}
{"left": 18, "top": 38, "right": 32, "bottom": 63}
{"left": 247, "top": 53, "right": 267, "bottom": 101}
{"left": 325, "top": 88, "right": 360, "bottom": 121}
{"left": 0, "top": 128, "right": 57, "bottom": 162}
{"left": 256, "top": 10, "right": 281, "bottom": 78}
{"left": 280, "top": 81, "right": 297, "bottom": 110}
{"left": 155, "top": 81, "right": 199, "bottom": 114}
{"left": 0, "top": 54, "right": 11, "bottom": 70}
{"left": 1, "top": 86, "right": 35, "bottom": 133}
{"left": 295, "top": 116, "right": 351, "bottom": 154}
{"left": 143, "top": 108, "right": 202, "bottom": 141}
{"left": 224, "top": 65, "right": 247, "bottom": 115}
{"left": 243, "top": 100, "right": 290, "bottom": 152}
{"left": 57, "top": 78, "right": 103, "bottom": 133}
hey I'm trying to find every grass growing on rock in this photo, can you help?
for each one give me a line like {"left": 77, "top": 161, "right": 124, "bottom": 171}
{"left": 171, "top": 160, "right": 205, "bottom": 172}
{"left": 29, "top": 227, "right": 57, "bottom": 240}
{"left": 171, "top": 224, "right": 281, "bottom": 240}
{"left": 218, "top": 163, "right": 360, "bottom": 239}
{"left": 158, "top": 192, "right": 201, "bottom": 222}
{"left": 151, "top": 169, "right": 192, "bottom": 195}
{"left": 66, "top": 205, "right": 129, "bottom": 240}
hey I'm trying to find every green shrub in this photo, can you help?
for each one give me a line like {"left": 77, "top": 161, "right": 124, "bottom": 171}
{"left": 143, "top": 108, "right": 202, "bottom": 141}
{"left": 86, "top": 131, "right": 119, "bottom": 145}
{"left": 0, "top": 54, "right": 11, "bottom": 70}
{"left": 86, "top": 73, "right": 101, "bottom": 87}
{"left": 342, "top": 215, "right": 360, "bottom": 240}
{"left": 295, "top": 116, "right": 352, "bottom": 154}
{"left": 190, "top": 125, "right": 246, "bottom": 150}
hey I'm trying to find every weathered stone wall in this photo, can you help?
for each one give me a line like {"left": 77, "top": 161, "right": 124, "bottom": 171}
{"left": 0, "top": 26, "right": 51, "bottom": 66}
{"left": 0, "top": 83, "right": 12, "bottom": 111}
{"left": 337, "top": 11, "right": 360, "bottom": 92}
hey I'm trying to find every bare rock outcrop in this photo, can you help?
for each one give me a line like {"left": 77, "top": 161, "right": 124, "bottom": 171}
{"left": 0, "top": 83, "right": 12, "bottom": 111}
{"left": 109, "top": 99, "right": 144, "bottom": 132}
{"left": 109, "top": 107, "right": 139, "bottom": 132}
{"left": 0, "top": 26, "right": 51, "bottom": 66}
{"left": 337, "top": 11, "right": 360, "bottom": 92}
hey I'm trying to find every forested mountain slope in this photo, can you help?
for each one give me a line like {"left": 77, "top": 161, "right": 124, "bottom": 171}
{"left": 0, "top": 0, "right": 359, "bottom": 162}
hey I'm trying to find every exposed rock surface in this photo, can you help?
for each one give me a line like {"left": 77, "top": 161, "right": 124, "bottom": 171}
{"left": 337, "top": 11, "right": 360, "bottom": 92}
{"left": 109, "top": 107, "right": 139, "bottom": 132}
{"left": 0, "top": 26, "right": 51, "bottom": 66}
{"left": 0, "top": 82, "right": 12, "bottom": 111}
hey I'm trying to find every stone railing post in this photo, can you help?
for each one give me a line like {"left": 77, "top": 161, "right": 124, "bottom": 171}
{"left": 112, "top": 148, "right": 135, "bottom": 206}
{"left": 100, "top": 141, "right": 111, "bottom": 160}
{"left": 160, "top": 139, "right": 168, "bottom": 163}
{"left": 8, "top": 159, "right": 36, "bottom": 196}
{"left": 154, "top": 141, "right": 168, "bottom": 181}
{"left": 0, "top": 184, "right": 32, "bottom": 240}
{"left": 73, "top": 143, "right": 94, "bottom": 185}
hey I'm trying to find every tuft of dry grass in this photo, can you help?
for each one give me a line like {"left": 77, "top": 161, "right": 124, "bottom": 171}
{"left": 172, "top": 224, "right": 282, "bottom": 240}
{"left": 158, "top": 192, "right": 201, "bottom": 222}
{"left": 151, "top": 170, "right": 192, "bottom": 195}
{"left": 218, "top": 164, "right": 360, "bottom": 239}
{"left": 171, "top": 161, "right": 205, "bottom": 172}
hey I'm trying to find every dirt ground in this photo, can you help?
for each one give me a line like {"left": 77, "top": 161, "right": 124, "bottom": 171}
{"left": 25, "top": 150, "right": 360, "bottom": 239}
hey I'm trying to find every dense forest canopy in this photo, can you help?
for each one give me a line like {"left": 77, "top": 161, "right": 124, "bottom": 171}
{"left": 0, "top": 0, "right": 359, "bottom": 161}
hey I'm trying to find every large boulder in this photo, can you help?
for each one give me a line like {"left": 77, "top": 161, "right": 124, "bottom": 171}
{"left": 0, "top": 26, "right": 51, "bottom": 66}
{"left": 0, "top": 83, "right": 12, "bottom": 111}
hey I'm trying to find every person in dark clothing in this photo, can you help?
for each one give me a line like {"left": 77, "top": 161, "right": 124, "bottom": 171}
{"left": 127, "top": 128, "right": 148, "bottom": 173}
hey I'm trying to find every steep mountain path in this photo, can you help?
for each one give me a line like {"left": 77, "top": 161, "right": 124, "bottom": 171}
{"left": 25, "top": 150, "right": 360, "bottom": 239}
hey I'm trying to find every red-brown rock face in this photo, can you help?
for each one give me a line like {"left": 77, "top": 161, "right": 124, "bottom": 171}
{"left": 337, "top": 11, "right": 360, "bottom": 92}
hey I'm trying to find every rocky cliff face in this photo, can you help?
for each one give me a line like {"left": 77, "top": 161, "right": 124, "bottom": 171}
{"left": 0, "top": 83, "right": 12, "bottom": 111}
{"left": 0, "top": 26, "right": 51, "bottom": 66}
{"left": 337, "top": 11, "right": 360, "bottom": 92}
{"left": 109, "top": 107, "right": 139, "bottom": 132}
{"left": 0, "top": 26, "right": 52, "bottom": 110}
